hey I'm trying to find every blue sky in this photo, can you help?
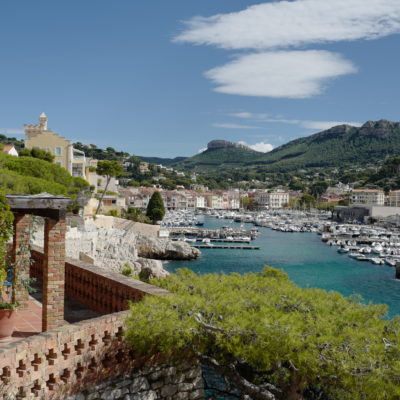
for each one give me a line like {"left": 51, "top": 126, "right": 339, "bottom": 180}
{"left": 1, "top": 0, "right": 400, "bottom": 157}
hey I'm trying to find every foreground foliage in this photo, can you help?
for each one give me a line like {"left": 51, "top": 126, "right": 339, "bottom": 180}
{"left": 0, "top": 192, "right": 14, "bottom": 308}
{"left": 126, "top": 268, "right": 400, "bottom": 400}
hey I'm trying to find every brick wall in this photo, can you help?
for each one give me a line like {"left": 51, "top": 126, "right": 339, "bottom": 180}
{"left": 0, "top": 247, "right": 201, "bottom": 400}
{"left": 0, "top": 311, "right": 130, "bottom": 399}
{"left": 0, "top": 313, "right": 203, "bottom": 400}
{"left": 30, "top": 246, "right": 170, "bottom": 315}
{"left": 0, "top": 310, "right": 203, "bottom": 400}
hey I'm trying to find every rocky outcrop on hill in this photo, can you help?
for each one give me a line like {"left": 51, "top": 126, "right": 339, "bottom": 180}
{"left": 359, "top": 120, "right": 399, "bottom": 137}
{"left": 207, "top": 139, "right": 251, "bottom": 151}
{"left": 136, "top": 234, "right": 201, "bottom": 260}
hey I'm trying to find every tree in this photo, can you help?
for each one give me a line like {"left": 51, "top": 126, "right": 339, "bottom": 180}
{"left": 241, "top": 196, "right": 257, "bottom": 210}
{"left": 19, "top": 148, "right": 55, "bottom": 162}
{"left": 338, "top": 198, "right": 350, "bottom": 206}
{"left": 126, "top": 267, "right": 400, "bottom": 400}
{"left": 310, "top": 180, "right": 328, "bottom": 198}
{"left": 95, "top": 160, "right": 124, "bottom": 215}
{"left": 146, "top": 191, "right": 165, "bottom": 224}
{"left": 299, "top": 194, "right": 316, "bottom": 210}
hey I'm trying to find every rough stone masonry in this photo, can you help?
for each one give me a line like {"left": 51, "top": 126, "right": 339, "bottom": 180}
{"left": 66, "top": 361, "right": 205, "bottom": 400}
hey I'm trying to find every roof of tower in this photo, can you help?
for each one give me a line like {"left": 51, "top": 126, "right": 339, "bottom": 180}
{"left": 39, "top": 112, "right": 47, "bottom": 118}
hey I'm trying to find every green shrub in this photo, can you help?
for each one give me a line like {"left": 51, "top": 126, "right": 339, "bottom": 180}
{"left": 121, "top": 263, "right": 133, "bottom": 276}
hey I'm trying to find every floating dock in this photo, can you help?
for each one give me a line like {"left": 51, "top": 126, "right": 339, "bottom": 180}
{"left": 193, "top": 245, "right": 260, "bottom": 250}
{"left": 170, "top": 227, "right": 257, "bottom": 239}
{"left": 172, "top": 238, "right": 251, "bottom": 243}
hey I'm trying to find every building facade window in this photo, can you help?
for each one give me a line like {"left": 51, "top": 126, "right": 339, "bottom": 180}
{"left": 55, "top": 147, "right": 62, "bottom": 156}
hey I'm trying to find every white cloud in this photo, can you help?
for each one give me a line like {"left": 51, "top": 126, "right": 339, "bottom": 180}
{"left": 205, "top": 51, "right": 357, "bottom": 98}
{"left": 230, "top": 112, "right": 362, "bottom": 130}
{"left": 213, "top": 122, "right": 260, "bottom": 129}
{"left": 198, "top": 147, "right": 207, "bottom": 153}
{"left": 239, "top": 141, "right": 274, "bottom": 153}
{"left": 175, "top": 0, "right": 400, "bottom": 50}
{"left": 174, "top": 0, "right": 400, "bottom": 99}
{"left": 230, "top": 112, "right": 268, "bottom": 119}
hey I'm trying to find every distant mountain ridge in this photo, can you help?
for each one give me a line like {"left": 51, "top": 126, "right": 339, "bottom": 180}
{"left": 138, "top": 156, "right": 188, "bottom": 166}
{"left": 170, "top": 120, "right": 400, "bottom": 173}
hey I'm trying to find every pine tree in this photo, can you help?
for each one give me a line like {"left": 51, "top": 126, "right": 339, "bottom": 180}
{"left": 126, "top": 267, "right": 400, "bottom": 400}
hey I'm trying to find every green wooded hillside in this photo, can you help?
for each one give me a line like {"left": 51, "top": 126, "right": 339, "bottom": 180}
{"left": 173, "top": 120, "right": 400, "bottom": 173}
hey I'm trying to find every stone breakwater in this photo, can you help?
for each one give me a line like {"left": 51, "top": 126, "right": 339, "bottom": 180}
{"left": 66, "top": 361, "right": 205, "bottom": 400}
{"left": 32, "top": 221, "right": 200, "bottom": 278}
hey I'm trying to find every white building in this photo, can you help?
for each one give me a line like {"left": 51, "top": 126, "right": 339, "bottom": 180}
{"left": 195, "top": 195, "right": 206, "bottom": 209}
{"left": 388, "top": 191, "right": 400, "bottom": 207}
{"left": 257, "top": 190, "right": 289, "bottom": 209}
{"left": 2, "top": 145, "right": 18, "bottom": 156}
{"left": 350, "top": 189, "right": 385, "bottom": 206}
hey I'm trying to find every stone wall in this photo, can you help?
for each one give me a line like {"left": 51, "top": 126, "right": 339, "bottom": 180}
{"left": 67, "top": 361, "right": 204, "bottom": 400}
{"left": 85, "top": 216, "right": 160, "bottom": 238}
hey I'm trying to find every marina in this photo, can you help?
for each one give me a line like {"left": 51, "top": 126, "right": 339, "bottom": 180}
{"left": 167, "top": 213, "right": 400, "bottom": 318}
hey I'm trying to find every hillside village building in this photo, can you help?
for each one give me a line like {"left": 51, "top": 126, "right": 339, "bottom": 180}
{"left": 2, "top": 144, "right": 18, "bottom": 156}
{"left": 24, "top": 113, "right": 87, "bottom": 178}
{"left": 388, "top": 190, "right": 400, "bottom": 207}
{"left": 257, "top": 190, "right": 290, "bottom": 209}
{"left": 350, "top": 189, "right": 385, "bottom": 206}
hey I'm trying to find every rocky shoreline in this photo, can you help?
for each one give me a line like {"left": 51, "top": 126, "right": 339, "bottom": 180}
{"left": 32, "top": 218, "right": 200, "bottom": 278}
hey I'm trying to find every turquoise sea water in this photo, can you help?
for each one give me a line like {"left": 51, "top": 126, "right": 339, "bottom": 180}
{"left": 167, "top": 216, "right": 400, "bottom": 318}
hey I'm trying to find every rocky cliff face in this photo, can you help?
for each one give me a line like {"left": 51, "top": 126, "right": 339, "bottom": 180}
{"left": 207, "top": 140, "right": 236, "bottom": 149}
{"left": 32, "top": 222, "right": 200, "bottom": 278}
{"left": 358, "top": 120, "right": 400, "bottom": 137}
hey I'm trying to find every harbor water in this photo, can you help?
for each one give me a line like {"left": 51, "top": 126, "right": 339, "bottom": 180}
{"left": 167, "top": 216, "right": 400, "bottom": 318}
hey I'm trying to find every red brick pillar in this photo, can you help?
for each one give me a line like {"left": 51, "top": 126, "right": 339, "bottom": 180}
{"left": 43, "top": 217, "right": 66, "bottom": 331}
{"left": 12, "top": 213, "right": 31, "bottom": 309}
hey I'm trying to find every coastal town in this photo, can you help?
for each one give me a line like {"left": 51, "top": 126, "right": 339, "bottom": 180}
{"left": 5, "top": 113, "right": 400, "bottom": 228}
{"left": 2, "top": 1, "right": 400, "bottom": 399}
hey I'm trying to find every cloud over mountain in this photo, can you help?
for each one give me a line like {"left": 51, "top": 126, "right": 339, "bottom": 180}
{"left": 239, "top": 141, "right": 274, "bottom": 153}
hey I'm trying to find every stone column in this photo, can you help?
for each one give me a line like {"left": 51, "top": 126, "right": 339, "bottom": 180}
{"left": 11, "top": 213, "right": 31, "bottom": 309}
{"left": 42, "top": 217, "right": 66, "bottom": 331}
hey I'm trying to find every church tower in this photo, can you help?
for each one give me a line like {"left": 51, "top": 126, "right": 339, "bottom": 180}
{"left": 39, "top": 112, "right": 48, "bottom": 130}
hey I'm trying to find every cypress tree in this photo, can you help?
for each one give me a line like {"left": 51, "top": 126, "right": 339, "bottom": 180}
{"left": 146, "top": 191, "right": 165, "bottom": 224}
